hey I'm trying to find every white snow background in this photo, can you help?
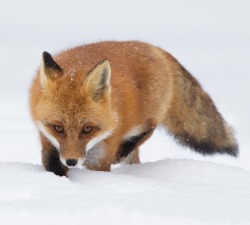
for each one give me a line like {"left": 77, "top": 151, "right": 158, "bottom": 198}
{"left": 0, "top": 0, "right": 250, "bottom": 224}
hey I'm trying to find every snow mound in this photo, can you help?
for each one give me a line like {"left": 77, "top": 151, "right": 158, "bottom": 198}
{"left": 0, "top": 159, "right": 250, "bottom": 225}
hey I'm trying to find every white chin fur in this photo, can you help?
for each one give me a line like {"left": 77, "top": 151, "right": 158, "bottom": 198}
{"left": 86, "top": 130, "right": 113, "bottom": 152}
{"left": 84, "top": 143, "right": 105, "bottom": 167}
{"left": 36, "top": 121, "right": 60, "bottom": 150}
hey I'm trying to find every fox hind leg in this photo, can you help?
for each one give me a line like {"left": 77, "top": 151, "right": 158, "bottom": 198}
{"left": 120, "top": 148, "right": 140, "bottom": 164}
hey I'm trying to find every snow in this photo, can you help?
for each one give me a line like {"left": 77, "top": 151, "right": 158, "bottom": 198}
{"left": 0, "top": 0, "right": 250, "bottom": 224}
{"left": 1, "top": 160, "right": 250, "bottom": 225}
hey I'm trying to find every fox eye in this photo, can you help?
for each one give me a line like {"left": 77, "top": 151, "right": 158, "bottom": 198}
{"left": 54, "top": 125, "right": 64, "bottom": 133}
{"left": 82, "top": 126, "right": 93, "bottom": 134}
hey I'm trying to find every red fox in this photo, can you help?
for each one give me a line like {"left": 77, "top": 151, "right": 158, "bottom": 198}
{"left": 29, "top": 41, "right": 238, "bottom": 176}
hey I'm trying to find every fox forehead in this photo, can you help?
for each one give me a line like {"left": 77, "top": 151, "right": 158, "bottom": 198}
{"left": 38, "top": 99, "right": 114, "bottom": 128}
{"left": 40, "top": 109, "right": 105, "bottom": 127}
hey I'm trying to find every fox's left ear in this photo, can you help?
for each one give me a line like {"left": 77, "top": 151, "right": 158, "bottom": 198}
{"left": 40, "top": 51, "right": 63, "bottom": 88}
{"left": 85, "top": 60, "right": 111, "bottom": 102}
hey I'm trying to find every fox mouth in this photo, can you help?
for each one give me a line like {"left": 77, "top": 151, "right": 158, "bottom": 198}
{"left": 59, "top": 156, "right": 85, "bottom": 168}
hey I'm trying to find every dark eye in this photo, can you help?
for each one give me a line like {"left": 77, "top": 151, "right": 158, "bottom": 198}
{"left": 82, "top": 126, "right": 93, "bottom": 134}
{"left": 54, "top": 125, "right": 64, "bottom": 133}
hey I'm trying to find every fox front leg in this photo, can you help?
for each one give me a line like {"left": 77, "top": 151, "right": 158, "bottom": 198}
{"left": 41, "top": 136, "right": 68, "bottom": 176}
{"left": 42, "top": 148, "right": 68, "bottom": 176}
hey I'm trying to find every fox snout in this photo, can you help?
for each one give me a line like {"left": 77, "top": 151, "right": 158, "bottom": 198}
{"left": 59, "top": 155, "right": 85, "bottom": 168}
{"left": 59, "top": 144, "right": 86, "bottom": 168}
{"left": 66, "top": 159, "right": 78, "bottom": 167}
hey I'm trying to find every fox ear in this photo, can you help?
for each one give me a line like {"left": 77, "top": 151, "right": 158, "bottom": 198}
{"left": 40, "top": 51, "right": 63, "bottom": 88}
{"left": 85, "top": 60, "right": 111, "bottom": 102}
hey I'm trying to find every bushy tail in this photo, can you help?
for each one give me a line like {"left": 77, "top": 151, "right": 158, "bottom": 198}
{"left": 163, "top": 61, "right": 238, "bottom": 157}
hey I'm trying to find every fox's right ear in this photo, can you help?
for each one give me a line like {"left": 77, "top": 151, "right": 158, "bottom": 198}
{"left": 40, "top": 52, "right": 63, "bottom": 88}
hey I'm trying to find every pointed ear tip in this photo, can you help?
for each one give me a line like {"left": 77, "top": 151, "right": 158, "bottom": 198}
{"left": 100, "top": 59, "right": 111, "bottom": 66}
{"left": 42, "top": 51, "right": 51, "bottom": 58}
{"left": 103, "top": 60, "right": 111, "bottom": 71}
{"left": 40, "top": 51, "right": 63, "bottom": 73}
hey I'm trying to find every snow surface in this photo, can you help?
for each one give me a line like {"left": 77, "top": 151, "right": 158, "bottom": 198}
{"left": 0, "top": 0, "right": 250, "bottom": 224}
{"left": 1, "top": 160, "right": 250, "bottom": 225}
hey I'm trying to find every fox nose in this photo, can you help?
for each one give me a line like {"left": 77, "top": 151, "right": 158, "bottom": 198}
{"left": 66, "top": 159, "right": 78, "bottom": 167}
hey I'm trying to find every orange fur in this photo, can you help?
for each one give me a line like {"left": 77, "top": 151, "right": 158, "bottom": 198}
{"left": 29, "top": 41, "right": 238, "bottom": 176}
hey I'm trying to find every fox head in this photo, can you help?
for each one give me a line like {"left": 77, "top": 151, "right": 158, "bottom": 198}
{"left": 35, "top": 52, "right": 117, "bottom": 167}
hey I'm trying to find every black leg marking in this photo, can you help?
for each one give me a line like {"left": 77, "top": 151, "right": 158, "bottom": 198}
{"left": 116, "top": 129, "right": 154, "bottom": 161}
{"left": 44, "top": 148, "right": 68, "bottom": 176}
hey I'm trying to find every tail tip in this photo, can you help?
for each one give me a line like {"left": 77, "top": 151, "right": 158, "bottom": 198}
{"left": 175, "top": 133, "right": 239, "bottom": 157}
